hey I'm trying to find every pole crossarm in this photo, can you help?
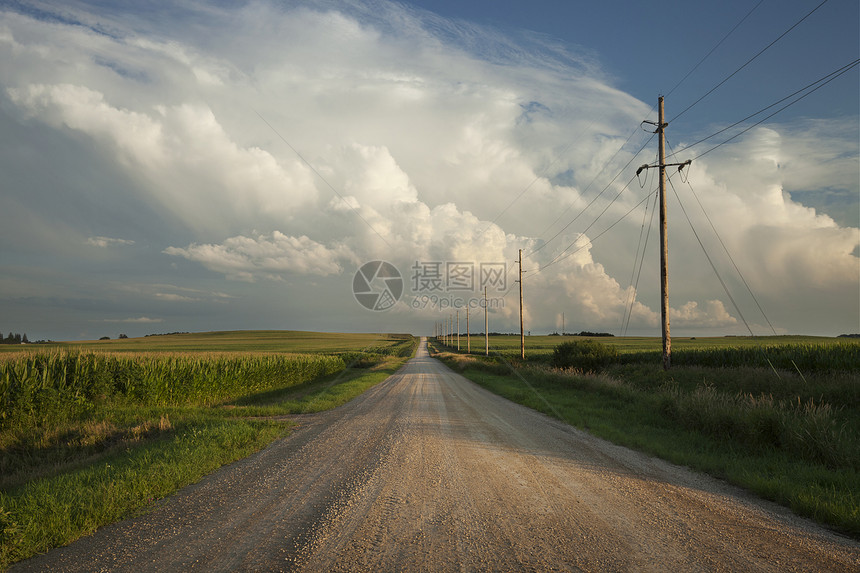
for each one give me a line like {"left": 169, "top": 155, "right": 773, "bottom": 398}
{"left": 636, "top": 159, "right": 692, "bottom": 176}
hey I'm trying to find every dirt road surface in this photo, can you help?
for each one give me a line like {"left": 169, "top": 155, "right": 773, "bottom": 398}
{"left": 14, "top": 339, "right": 859, "bottom": 572}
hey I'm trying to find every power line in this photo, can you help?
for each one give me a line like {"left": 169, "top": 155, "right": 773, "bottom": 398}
{"left": 254, "top": 111, "right": 392, "bottom": 247}
{"left": 689, "top": 58, "right": 859, "bottom": 161}
{"left": 527, "top": 133, "right": 655, "bottom": 259}
{"left": 665, "top": 138, "right": 777, "bottom": 334}
{"left": 534, "top": 177, "right": 650, "bottom": 275}
{"left": 671, "top": 0, "right": 831, "bottom": 123}
{"left": 668, "top": 58, "right": 860, "bottom": 160}
{"left": 621, "top": 188, "right": 658, "bottom": 336}
{"left": 478, "top": 140, "right": 575, "bottom": 237}
{"left": 664, "top": 0, "right": 766, "bottom": 98}
{"left": 666, "top": 176, "right": 755, "bottom": 336}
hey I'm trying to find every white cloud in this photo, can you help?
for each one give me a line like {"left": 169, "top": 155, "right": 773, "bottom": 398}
{"left": 86, "top": 236, "right": 135, "bottom": 248}
{"left": 670, "top": 300, "right": 737, "bottom": 328}
{"left": 164, "top": 231, "right": 356, "bottom": 280}
{"left": 103, "top": 317, "right": 163, "bottom": 324}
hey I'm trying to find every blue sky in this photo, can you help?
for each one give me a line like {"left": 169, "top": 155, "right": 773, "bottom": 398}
{"left": 0, "top": 0, "right": 857, "bottom": 341}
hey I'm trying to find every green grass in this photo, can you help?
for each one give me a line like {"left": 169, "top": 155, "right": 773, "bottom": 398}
{"left": 0, "top": 331, "right": 417, "bottom": 570}
{"left": 430, "top": 339, "right": 860, "bottom": 539}
{"left": 447, "top": 333, "right": 858, "bottom": 360}
{"left": 0, "top": 415, "right": 286, "bottom": 566}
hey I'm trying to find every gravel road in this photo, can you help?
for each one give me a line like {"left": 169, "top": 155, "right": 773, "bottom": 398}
{"left": 14, "top": 339, "right": 859, "bottom": 572}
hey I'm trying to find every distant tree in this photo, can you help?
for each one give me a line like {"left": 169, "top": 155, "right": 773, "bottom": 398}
{"left": 5, "top": 332, "right": 12, "bottom": 344}
{"left": 118, "top": 333, "right": 128, "bottom": 339}
{"left": 99, "top": 336, "right": 110, "bottom": 341}
{"left": 21, "top": 333, "right": 29, "bottom": 344}
{"left": 13, "top": 334, "right": 21, "bottom": 344}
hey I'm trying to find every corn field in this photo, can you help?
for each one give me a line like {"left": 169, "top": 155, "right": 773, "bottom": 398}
{"left": 0, "top": 351, "right": 347, "bottom": 428}
{"left": 654, "top": 342, "right": 860, "bottom": 372}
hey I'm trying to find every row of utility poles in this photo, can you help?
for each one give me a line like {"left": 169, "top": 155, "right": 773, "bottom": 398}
{"left": 434, "top": 288, "right": 490, "bottom": 356}
{"left": 434, "top": 97, "right": 685, "bottom": 370}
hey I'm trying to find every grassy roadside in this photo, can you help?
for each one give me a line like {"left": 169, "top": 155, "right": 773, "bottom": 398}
{"left": 428, "top": 341, "right": 859, "bottom": 539}
{"left": 0, "top": 335, "right": 417, "bottom": 569}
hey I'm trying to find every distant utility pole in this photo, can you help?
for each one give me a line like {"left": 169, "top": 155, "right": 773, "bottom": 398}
{"left": 484, "top": 286, "right": 489, "bottom": 356}
{"left": 518, "top": 249, "right": 525, "bottom": 360}
{"left": 466, "top": 306, "right": 470, "bottom": 354}
{"left": 637, "top": 96, "right": 691, "bottom": 370}
{"left": 456, "top": 310, "right": 460, "bottom": 351}
{"left": 562, "top": 312, "right": 565, "bottom": 336}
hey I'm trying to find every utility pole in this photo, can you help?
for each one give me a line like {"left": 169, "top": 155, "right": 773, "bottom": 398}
{"left": 484, "top": 286, "right": 489, "bottom": 356}
{"left": 456, "top": 310, "right": 460, "bottom": 351}
{"left": 466, "top": 306, "right": 470, "bottom": 354}
{"left": 562, "top": 312, "right": 565, "bottom": 336}
{"left": 637, "top": 97, "right": 691, "bottom": 370}
{"left": 658, "top": 97, "right": 670, "bottom": 370}
{"left": 518, "top": 249, "right": 525, "bottom": 360}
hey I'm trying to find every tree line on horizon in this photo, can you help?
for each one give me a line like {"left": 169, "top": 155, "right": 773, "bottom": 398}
{"left": 1, "top": 332, "right": 29, "bottom": 344}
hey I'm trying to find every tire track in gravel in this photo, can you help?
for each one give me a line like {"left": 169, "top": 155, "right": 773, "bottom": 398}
{"left": 13, "top": 339, "right": 859, "bottom": 572}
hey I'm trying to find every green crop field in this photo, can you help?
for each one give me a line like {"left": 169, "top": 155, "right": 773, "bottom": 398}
{"left": 462, "top": 333, "right": 857, "bottom": 355}
{"left": 0, "top": 330, "right": 417, "bottom": 569}
{"left": 0, "top": 330, "right": 409, "bottom": 355}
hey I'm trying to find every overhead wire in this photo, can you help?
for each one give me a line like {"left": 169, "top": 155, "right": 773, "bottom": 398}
{"left": 664, "top": 0, "right": 766, "bottom": 99}
{"left": 688, "top": 58, "right": 859, "bottom": 161}
{"left": 665, "top": 137, "right": 777, "bottom": 334}
{"left": 671, "top": 0, "right": 831, "bottom": 123}
{"left": 667, "top": 58, "right": 860, "bottom": 161}
{"left": 666, "top": 175, "right": 755, "bottom": 336}
{"left": 519, "top": 0, "right": 775, "bottom": 264}
{"left": 527, "top": 133, "right": 655, "bottom": 259}
{"left": 254, "top": 110, "right": 392, "bottom": 247}
{"left": 535, "top": 176, "right": 652, "bottom": 275}
{"left": 621, "top": 183, "right": 658, "bottom": 336}
{"left": 666, "top": 138, "right": 778, "bottom": 334}
{"left": 482, "top": 0, "right": 844, "bottom": 332}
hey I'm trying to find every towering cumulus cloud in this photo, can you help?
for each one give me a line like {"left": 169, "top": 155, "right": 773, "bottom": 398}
{"left": 0, "top": 1, "right": 856, "bottom": 338}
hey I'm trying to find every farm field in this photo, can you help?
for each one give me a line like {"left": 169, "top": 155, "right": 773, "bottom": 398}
{"left": 430, "top": 334, "right": 860, "bottom": 538}
{"left": 454, "top": 333, "right": 857, "bottom": 354}
{"left": 0, "top": 330, "right": 417, "bottom": 569}
{"left": 0, "top": 329, "right": 405, "bottom": 355}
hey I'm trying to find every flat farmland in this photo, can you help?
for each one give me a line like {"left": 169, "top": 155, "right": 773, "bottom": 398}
{"left": 467, "top": 333, "right": 857, "bottom": 354}
{"left": 0, "top": 330, "right": 409, "bottom": 355}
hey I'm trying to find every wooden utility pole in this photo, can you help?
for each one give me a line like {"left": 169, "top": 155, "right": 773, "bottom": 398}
{"left": 657, "top": 97, "right": 671, "bottom": 370}
{"left": 466, "top": 306, "right": 470, "bottom": 354}
{"left": 484, "top": 286, "right": 489, "bottom": 356}
{"left": 456, "top": 310, "right": 460, "bottom": 351}
{"left": 562, "top": 312, "right": 565, "bottom": 336}
{"left": 518, "top": 249, "right": 525, "bottom": 360}
{"left": 637, "top": 97, "right": 691, "bottom": 370}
